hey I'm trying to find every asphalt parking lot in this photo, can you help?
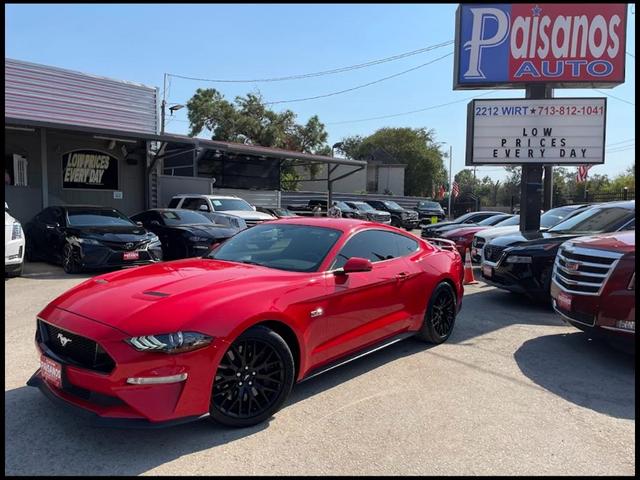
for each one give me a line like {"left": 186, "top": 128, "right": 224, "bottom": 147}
{"left": 5, "top": 261, "right": 635, "bottom": 476}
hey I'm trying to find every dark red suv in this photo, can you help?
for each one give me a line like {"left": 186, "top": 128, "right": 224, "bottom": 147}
{"left": 550, "top": 231, "right": 635, "bottom": 346}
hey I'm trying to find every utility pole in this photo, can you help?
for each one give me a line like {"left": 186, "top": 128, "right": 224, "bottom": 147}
{"left": 448, "top": 145, "right": 453, "bottom": 219}
{"left": 161, "top": 73, "right": 167, "bottom": 135}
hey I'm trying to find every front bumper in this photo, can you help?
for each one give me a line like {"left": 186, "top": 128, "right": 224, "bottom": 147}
{"left": 480, "top": 261, "right": 546, "bottom": 297}
{"left": 29, "top": 308, "right": 228, "bottom": 426}
{"left": 5, "top": 237, "right": 25, "bottom": 266}
{"left": 78, "top": 243, "right": 163, "bottom": 270}
{"left": 400, "top": 217, "right": 420, "bottom": 229}
{"left": 417, "top": 212, "right": 445, "bottom": 224}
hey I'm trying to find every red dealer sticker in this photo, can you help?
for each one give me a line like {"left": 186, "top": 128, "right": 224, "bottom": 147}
{"left": 455, "top": 4, "right": 627, "bottom": 88}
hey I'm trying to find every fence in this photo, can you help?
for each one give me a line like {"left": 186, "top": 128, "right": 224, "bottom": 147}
{"left": 554, "top": 188, "right": 634, "bottom": 206}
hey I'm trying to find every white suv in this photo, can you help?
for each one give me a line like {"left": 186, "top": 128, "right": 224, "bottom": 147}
{"left": 168, "top": 194, "right": 275, "bottom": 228}
{"left": 5, "top": 202, "right": 25, "bottom": 277}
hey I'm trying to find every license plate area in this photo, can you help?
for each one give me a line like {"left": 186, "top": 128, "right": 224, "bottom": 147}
{"left": 123, "top": 251, "right": 140, "bottom": 261}
{"left": 557, "top": 291, "right": 572, "bottom": 311}
{"left": 482, "top": 264, "right": 492, "bottom": 278}
{"left": 40, "top": 355, "right": 63, "bottom": 389}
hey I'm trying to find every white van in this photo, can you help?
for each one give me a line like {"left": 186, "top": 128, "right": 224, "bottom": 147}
{"left": 5, "top": 202, "right": 25, "bottom": 277}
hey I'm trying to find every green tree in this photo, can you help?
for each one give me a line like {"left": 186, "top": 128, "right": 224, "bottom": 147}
{"left": 186, "top": 88, "right": 330, "bottom": 190}
{"left": 340, "top": 127, "right": 447, "bottom": 196}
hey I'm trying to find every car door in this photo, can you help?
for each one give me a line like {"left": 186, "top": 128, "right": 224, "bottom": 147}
{"left": 39, "top": 207, "right": 66, "bottom": 261}
{"left": 318, "top": 230, "right": 413, "bottom": 364}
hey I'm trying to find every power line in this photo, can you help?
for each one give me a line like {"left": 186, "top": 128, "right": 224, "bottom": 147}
{"left": 166, "top": 40, "right": 453, "bottom": 84}
{"left": 264, "top": 51, "right": 454, "bottom": 105}
{"left": 606, "top": 138, "right": 635, "bottom": 147}
{"left": 627, "top": 50, "right": 635, "bottom": 59}
{"left": 595, "top": 89, "right": 635, "bottom": 106}
{"left": 606, "top": 145, "right": 635, "bottom": 153}
{"left": 327, "top": 91, "right": 491, "bottom": 125}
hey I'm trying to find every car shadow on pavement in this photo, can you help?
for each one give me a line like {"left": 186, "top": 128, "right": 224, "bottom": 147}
{"left": 514, "top": 332, "right": 635, "bottom": 420}
{"left": 5, "top": 339, "right": 430, "bottom": 476}
{"left": 18, "top": 261, "right": 95, "bottom": 281}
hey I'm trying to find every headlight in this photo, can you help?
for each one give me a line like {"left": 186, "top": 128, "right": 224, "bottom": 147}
{"left": 126, "top": 332, "right": 213, "bottom": 354}
{"left": 401, "top": 212, "right": 409, "bottom": 218}
{"left": 628, "top": 272, "right": 635, "bottom": 290}
{"left": 450, "top": 236, "right": 467, "bottom": 243}
{"left": 76, "top": 237, "right": 101, "bottom": 245}
{"left": 505, "top": 255, "right": 532, "bottom": 264}
{"left": 11, "top": 223, "right": 22, "bottom": 240}
{"left": 188, "top": 235, "right": 212, "bottom": 242}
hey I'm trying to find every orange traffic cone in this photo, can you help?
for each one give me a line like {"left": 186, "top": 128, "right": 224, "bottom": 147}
{"left": 463, "top": 248, "right": 478, "bottom": 285}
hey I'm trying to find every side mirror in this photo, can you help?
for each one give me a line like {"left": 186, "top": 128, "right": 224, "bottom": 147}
{"left": 150, "top": 220, "right": 161, "bottom": 226}
{"left": 252, "top": 205, "right": 257, "bottom": 211}
{"left": 135, "top": 221, "right": 143, "bottom": 227}
{"left": 198, "top": 205, "right": 209, "bottom": 212}
{"left": 338, "top": 257, "right": 373, "bottom": 275}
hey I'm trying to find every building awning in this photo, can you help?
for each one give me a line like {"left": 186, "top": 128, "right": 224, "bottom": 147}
{"left": 5, "top": 117, "right": 365, "bottom": 168}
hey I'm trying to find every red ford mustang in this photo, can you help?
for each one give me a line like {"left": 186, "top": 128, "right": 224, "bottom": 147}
{"left": 28, "top": 218, "right": 464, "bottom": 428}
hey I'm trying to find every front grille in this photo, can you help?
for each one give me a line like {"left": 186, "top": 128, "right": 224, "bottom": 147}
{"left": 100, "top": 240, "right": 148, "bottom": 251}
{"left": 245, "top": 219, "right": 266, "bottom": 228}
{"left": 552, "top": 245, "right": 621, "bottom": 296}
{"left": 38, "top": 320, "right": 115, "bottom": 373}
{"left": 484, "top": 244, "right": 507, "bottom": 263}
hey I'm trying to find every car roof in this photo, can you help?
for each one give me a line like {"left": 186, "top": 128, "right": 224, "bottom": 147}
{"left": 172, "top": 194, "right": 240, "bottom": 200}
{"left": 60, "top": 205, "right": 119, "bottom": 211}
{"left": 266, "top": 216, "right": 401, "bottom": 233}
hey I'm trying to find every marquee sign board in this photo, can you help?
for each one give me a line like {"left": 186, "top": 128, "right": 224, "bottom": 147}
{"left": 62, "top": 150, "right": 119, "bottom": 190}
{"left": 465, "top": 98, "right": 606, "bottom": 166}
{"left": 453, "top": 3, "right": 627, "bottom": 89}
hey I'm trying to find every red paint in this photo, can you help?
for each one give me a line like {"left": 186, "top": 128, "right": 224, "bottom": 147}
{"left": 32, "top": 218, "right": 464, "bottom": 424}
{"left": 441, "top": 225, "right": 492, "bottom": 258}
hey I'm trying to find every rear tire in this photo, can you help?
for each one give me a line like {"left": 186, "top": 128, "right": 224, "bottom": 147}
{"left": 416, "top": 282, "right": 457, "bottom": 344}
{"left": 209, "top": 326, "right": 295, "bottom": 428}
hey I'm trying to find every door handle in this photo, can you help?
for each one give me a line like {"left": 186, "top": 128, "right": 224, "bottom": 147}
{"left": 396, "top": 272, "right": 409, "bottom": 281}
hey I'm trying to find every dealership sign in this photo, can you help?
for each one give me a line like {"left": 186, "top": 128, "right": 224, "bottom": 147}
{"left": 62, "top": 150, "right": 119, "bottom": 190}
{"left": 454, "top": 4, "right": 627, "bottom": 89}
{"left": 466, "top": 98, "right": 606, "bottom": 165}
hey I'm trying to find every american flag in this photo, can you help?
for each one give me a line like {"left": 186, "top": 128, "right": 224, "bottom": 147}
{"left": 576, "top": 164, "right": 592, "bottom": 183}
{"left": 438, "top": 185, "right": 446, "bottom": 200}
{"left": 452, "top": 181, "right": 460, "bottom": 198}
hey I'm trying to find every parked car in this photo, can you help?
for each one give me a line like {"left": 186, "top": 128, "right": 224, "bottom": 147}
{"left": 286, "top": 199, "right": 363, "bottom": 219}
{"left": 415, "top": 200, "right": 446, "bottom": 224}
{"left": 130, "top": 209, "right": 243, "bottom": 260}
{"left": 440, "top": 214, "right": 515, "bottom": 258}
{"left": 24, "top": 205, "right": 163, "bottom": 273}
{"left": 28, "top": 217, "right": 463, "bottom": 429}
{"left": 364, "top": 199, "right": 419, "bottom": 229}
{"left": 427, "top": 213, "right": 513, "bottom": 238}
{"left": 344, "top": 201, "right": 391, "bottom": 224}
{"left": 256, "top": 206, "right": 298, "bottom": 218}
{"left": 421, "top": 211, "right": 504, "bottom": 238}
{"left": 5, "top": 202, "right": 25, "bottom": 277}
{"left": 550, "top": 231, "right": 635, "bottom": 349}
{"left": 196, "top": 211, "right": 248, "bottom": 230}
{"left": 168, "top": 194, "right": 275, "bottom": 227}
{"left": 480, "top": 201, "right": 635, "bottom": 303}
{"left": 471, "top": 204, "right": 591, "bottom": 263}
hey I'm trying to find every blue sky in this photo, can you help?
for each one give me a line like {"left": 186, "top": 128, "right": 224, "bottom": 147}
{"left": 5, "top": 3, "right": 635, "bottom": 182}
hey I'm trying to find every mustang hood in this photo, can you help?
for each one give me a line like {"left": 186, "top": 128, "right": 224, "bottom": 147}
{"left": 49, "top": 258, "right": 299, "bottom": 335}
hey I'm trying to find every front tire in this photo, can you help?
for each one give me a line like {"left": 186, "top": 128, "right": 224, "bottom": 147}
{"left": 416, "top": 282, "right": 457, "bottom": 344}
{"left": 209, "top": 326, "right": 295, "bottom": 428}
{"left": 62, "top": 244, "right": 81, "bottom": 274}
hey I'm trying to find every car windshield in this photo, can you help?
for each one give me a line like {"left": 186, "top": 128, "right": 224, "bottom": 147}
{"left": 452, "top": 212, "right": 478, "bottom": 223}
{"left": 494, "top": 215, "right": 520, "bottom": 226}
{"left": 384, "top": 201, "right": 403, "bottom": 210}
{"left": 548, "top": 206, "right": 633, "bottom": 234}
{"left": 67, "top": 209, "right": 135, "bottom": 227}
{"left": 208, "top": 224, "right": 342, "bottom": 272}
{"left": 210, "top": 198, "right": 254, "bottom": 211}
{"left": 160, "top": 210, "right": 212, "bottom": 226}
{"left": 335, "top": 201, "right": 352, "bottom": 210}
{"left": 478, "top": 214, "right": 508, "bottom": 226}
{"left": 418, "top": 201, "right": 440, "bottom": 209}
{"left": 540, "top": 206, "right": 583, "bottom": 228}
{"left": 353, "top": 202, "right": 374, "bottom": 211}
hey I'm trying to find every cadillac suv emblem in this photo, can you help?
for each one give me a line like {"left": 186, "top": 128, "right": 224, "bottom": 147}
{"left": 57, "top": 333, "right": 72, "bottom": 347}
{"left": 565, "top": 261, "right": 580, "bottom": 271}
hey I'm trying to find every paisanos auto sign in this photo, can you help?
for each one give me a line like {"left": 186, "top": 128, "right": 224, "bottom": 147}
{"left": 453, "top": 4, "right": 627, "bottom": 89}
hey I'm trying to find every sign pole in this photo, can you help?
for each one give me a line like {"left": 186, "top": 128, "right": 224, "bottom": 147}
{"left": 520, "top": 84, "right": 553, "bottom": 232}
{"left": 448, "top": 145, "right": 453, "bottom": 219}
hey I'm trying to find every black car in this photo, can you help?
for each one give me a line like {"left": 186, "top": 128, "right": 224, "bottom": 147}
{"left": 416, "top": 200, "right": 446, "bottom": 224}
{"left": 130, "top": 209, "right": 243, "bottom": 260}
{"left": 364, "top": 200, "right": 419, "bottom": 229}
{"left": 25, "top": 205, "right": 163, "bottom": 273}
{"left": 421, "top": 210, "right": 504, "bottom": 238}
{"left": 481, "top": 201, "right": 635, "bottom": 302}
{"left": 344, "top": 201, "right": 392, "bottom": 224}
{"left": 256, "top": 206, "right": 298, "bottom": 218}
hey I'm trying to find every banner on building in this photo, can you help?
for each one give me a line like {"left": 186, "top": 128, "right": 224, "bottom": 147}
{"left": 453, "top": 3, "right": 627, "bottom": 89}
{"left": 465, "top": 97, "right": 606, "bottom": 165}
{"left": 62, "top": 150, "right": 119, "bottom": 190}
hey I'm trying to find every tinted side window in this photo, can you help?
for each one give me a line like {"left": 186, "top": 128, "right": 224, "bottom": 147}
{"left": 394, "top": 234, "right": 419, "bottom": 256}
{"left": 168, "top": 198, "right": 181, "bottom": 208}
{"left": 620, "top": 218, "right": 634, "bottom": 230}
{"left": 181, "top": 198, "right": 209, "bottom": 211}
{"left": 332, "top": 230, "right": 400, "bottom": 269}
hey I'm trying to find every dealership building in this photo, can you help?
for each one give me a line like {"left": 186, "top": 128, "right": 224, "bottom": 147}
{"left": 5, "top": 58, "right": 367, "bottom": 224}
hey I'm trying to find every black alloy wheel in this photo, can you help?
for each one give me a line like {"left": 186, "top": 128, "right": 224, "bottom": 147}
{"left": 417, "top": 282, "right": 457, "bottom": 344}
{"left": 62, "top": 243, "right": 81, "bottom": 274}
{"left": 209, "top": 326, "right": 295, "bottom": 428}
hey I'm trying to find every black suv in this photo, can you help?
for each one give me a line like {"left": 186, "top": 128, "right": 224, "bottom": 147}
{"left": 416, "top": 201, "right": 446, "bottom": 224}
{"left": 364, "top": 200, "right": 419, "bottom": 229}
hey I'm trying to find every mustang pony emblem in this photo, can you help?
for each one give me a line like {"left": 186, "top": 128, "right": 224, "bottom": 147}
{"left": 57, "top": 333, "right": 72, "bottom": 347}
